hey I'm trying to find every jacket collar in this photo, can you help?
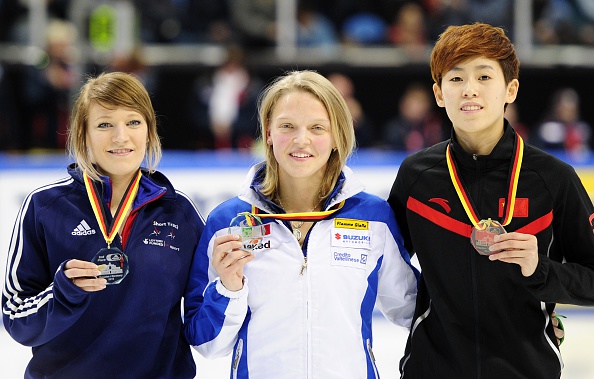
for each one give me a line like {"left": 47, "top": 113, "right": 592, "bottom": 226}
{"left": 239, "top": 161, "right": 364, "bottom": 213}
{"left": 450, "top": 119, "right": 517, "bottom": 170}
{"left": 68, "top": 164, "right": 170, "bottom": 209}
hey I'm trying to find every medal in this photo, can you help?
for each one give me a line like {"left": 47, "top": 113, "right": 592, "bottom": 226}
{"left": 92, "top": 247, "right": 129, "bottom": 284}
{"left": 446, "top": 133, "right": 524, "bottom": 255}
{"left": 228, "top": 212, "right": 266, "bottom": 251}
{"left": 84, "top": 170, "right": 141, "bottom": 284}
{"left": 470, "top": 218, "right": 506, "bottom": 255}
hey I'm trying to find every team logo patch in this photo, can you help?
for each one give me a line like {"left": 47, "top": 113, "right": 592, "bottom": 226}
{"left": 143, "top": 220, "right": 181, "bottom": 251}
{"left": 334, "top": 218, "right": 369, "bottom": 230}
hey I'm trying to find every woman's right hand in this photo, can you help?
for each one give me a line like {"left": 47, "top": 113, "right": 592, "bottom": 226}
{"left": 212, "top": 234, "right": 254, "bottom": 291}
{"left": 64, "top": 259, "right": 107, "bottom": 292}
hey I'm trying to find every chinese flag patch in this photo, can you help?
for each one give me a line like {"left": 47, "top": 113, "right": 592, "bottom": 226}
{"left": 499, "top": 198, "right": 529, "bottom": 218}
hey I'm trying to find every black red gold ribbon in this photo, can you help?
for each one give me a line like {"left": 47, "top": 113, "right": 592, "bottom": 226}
{"left": 446, "top": 134, "right": 524, "bottom": 228}
{"left": 83, "top": 170, "right": 142, "bottom": 248}
{"left": 251, "top": 200, "right": 346, "bottom": 222}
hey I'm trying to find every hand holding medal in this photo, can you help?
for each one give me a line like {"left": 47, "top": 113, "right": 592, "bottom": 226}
{"left": 228, "top": 212, "right": 266, "bottom": 251}
{"left": 470, "top": 218, "right": 506, "bottom": 255}
{"left": 446, "top": 134, "right": 524, "bottom": 256}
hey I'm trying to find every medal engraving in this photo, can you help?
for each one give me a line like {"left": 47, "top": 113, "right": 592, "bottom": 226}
{"left": 92, "top": 247, "right": 129, "bottom": 284}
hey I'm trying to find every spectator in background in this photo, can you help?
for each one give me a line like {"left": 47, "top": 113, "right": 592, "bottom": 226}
{"left": 0, "top": 0, "right": 26, "bottom": 42}
{"left": 504, "top": 102, "right": 530, "bottom": 142}
{"left": 423, "top": 0, "right": 515, "bottom": 42}
{"left": 0, "top": 63, "right": 20, "bottom": 150}
{"left": 328, "top": 72, "right": 377, "bottom": 147}
{"left": 296, "top": 0, "right": 340, "bottom": 48}
{"left": 423, "top": 0, "right": 469, "bottom": 42}
{"left": 533, "top": 0, "right": 594, "bottom": 45}
{"left": 230, "top": 0, "right": 339, "bottom": 49}
{"left": 341, "top": 12, "right": 388, "bottom": 45}
{"left": 387, "top": 2, "right": 429, "bottom": 58}
{"left": 180, "top": 0, "right": 234, "bottom": 43}
{"left": 107, "top": 45, "right": 157, "bottom": 96}
{"left": 22, "top": 18, "right": 79, "bottom": 150}
{"left": 188, "top": 45, "right": 263, "bottom": 150}
{"left": 382, "top": 82, "right": 446, "bottom": 151}
{"left": 532, "top": 87, "right": 593, "bottom": 160}
{"left": 229, "top": 0, "right": 276, "bottom": 48}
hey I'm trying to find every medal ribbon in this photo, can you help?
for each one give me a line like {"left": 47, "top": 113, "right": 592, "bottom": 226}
{"left": 446, "top": 134, "right": 523, "bottom": 228}
{"left": 83, "top": 170, "right": 142, "bottom": 248}
{"left": 233, "top": 212, "right": 263, "bottom": 226}
{"left": 251, "top": 200, "right": 346, "bottom": 222}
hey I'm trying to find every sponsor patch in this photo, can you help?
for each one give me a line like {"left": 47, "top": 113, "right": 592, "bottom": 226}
{"left": 331, "top": 251, "right": 368, "bottom": 269}
{"left": 334, "top": 218, "right": 369, "bottom": 230}
{"left": 331, "top": 228, "right": 372, "bottom": 250}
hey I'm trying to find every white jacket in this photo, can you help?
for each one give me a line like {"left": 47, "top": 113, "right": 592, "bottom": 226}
{"left": 184, "top": 164, "right": 418, "bottom": 378}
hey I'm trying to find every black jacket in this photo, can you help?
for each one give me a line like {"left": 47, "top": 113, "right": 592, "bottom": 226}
{"left": 388, "top": 122, "right": 594, "bottom": 379}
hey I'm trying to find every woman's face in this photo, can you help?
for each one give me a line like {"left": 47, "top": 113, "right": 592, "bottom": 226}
{"left": 433, "top": 56, "right": 518, "bottom": 142}
{"left": 86, "top": 102, "right": 148, "bottom": 182}
{"left": 267, "top": 91, "right": 336, "bottom": 185}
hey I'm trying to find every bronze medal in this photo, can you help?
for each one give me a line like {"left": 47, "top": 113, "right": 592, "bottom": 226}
{"left": 470, "top": 219, "right": 506, "bottom": 255}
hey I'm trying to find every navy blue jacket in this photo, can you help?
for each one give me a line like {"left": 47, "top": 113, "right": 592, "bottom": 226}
{"left": 2, "top": 165, "right": 204, "bottom": 378}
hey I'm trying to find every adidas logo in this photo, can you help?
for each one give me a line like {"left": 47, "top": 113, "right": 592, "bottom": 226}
{"left": 72, "top": 220, "right": 96, "bottom": 236}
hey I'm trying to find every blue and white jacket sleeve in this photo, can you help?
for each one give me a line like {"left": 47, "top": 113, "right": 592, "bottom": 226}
{"left": 376, "top": 203, "right": 419, "bottom": 328}
{"left": 184, "top": 218, "right": 249, "bottom": 359}
{"left": 2, "top": 195, "right": 91, "bottom": 346}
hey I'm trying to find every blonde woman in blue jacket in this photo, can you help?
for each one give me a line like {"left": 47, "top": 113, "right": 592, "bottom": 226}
{"left": 184, "top": 70, "right": 419, "bottom": 378}
{"left": 3, "top": 72, "right": 204, "bottom": 378}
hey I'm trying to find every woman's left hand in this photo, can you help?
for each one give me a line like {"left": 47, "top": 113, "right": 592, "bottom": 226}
{"left": 487, "top": 232, "right": 539, "bottom": 276}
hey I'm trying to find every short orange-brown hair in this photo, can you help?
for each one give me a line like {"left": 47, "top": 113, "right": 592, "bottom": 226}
{"left": 430, "top": 23, "right": 520, "bottom": 87}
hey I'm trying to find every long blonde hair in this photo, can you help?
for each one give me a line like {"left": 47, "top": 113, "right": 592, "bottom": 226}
{"left": 258, "top": 70, "right": 356, "bottom": 203}
{"left": 67, "top": 71, "right": 161, "bottom": 181}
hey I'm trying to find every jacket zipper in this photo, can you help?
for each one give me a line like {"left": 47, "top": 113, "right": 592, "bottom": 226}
{"left": 366, "top": 339, "right": 379, "bottom": 378}
{"left": 300, "top": 256, "right": 308, "bottom": 275}
{"left": 233, "top": 338, "right": 243, "bottom": 379}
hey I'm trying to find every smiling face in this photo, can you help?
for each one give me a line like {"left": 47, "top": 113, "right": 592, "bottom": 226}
{"left": 433, "top": 56, "right": 519, "bottom": 153}
{"left": 267, "top": 91, "right": 336, "bottom": 187}
{"left": 86, "top": 102, "right": 148, "bottom": 183}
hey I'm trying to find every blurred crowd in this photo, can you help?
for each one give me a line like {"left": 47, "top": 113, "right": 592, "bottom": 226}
{"left": 0, "top": 0, "right": 593, "bottom": 154}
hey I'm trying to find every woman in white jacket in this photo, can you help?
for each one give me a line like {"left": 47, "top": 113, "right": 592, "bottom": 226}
{"left": 183, "top": 70, "right": 419, "bottom": 378}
